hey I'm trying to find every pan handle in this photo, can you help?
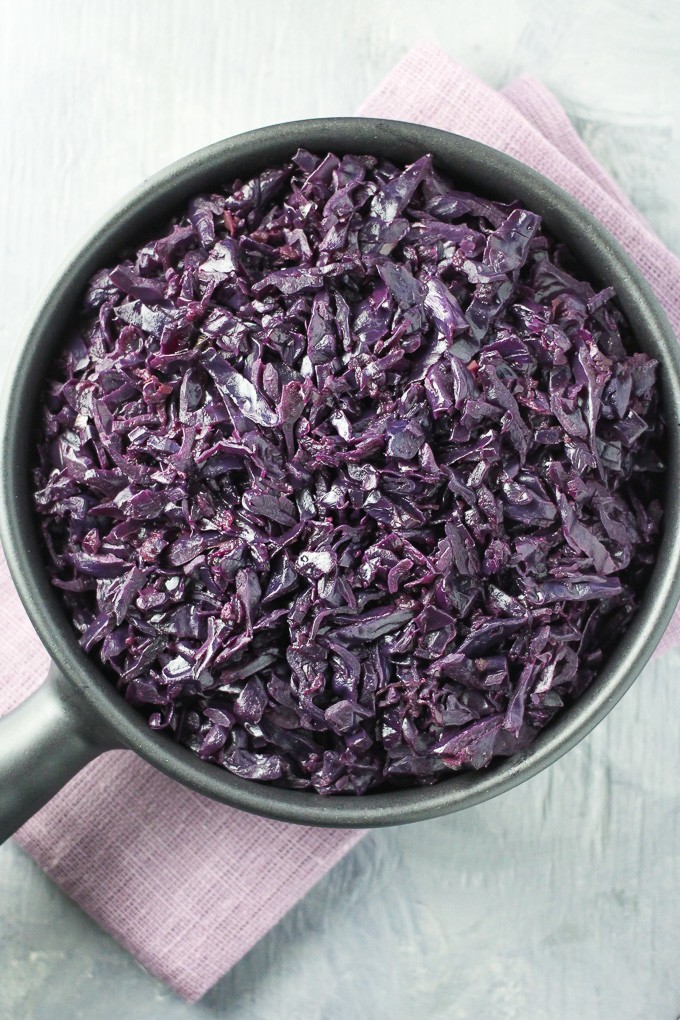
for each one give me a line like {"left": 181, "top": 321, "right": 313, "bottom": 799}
{"left": 0, "top": 662, "right": 108, "bottom": 844}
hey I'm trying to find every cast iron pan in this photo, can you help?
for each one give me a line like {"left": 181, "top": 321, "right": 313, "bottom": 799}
{"left": 1, "top": 118, "right": 679, "bottom": 843}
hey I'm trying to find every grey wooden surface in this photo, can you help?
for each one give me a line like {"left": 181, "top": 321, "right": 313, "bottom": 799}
{"left": 1, "top": 1, "right": 679, "bottom": 1017}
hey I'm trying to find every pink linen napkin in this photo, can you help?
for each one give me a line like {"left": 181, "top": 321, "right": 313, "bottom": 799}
{"left": 2, "top": 39, "right": 679, "bottom": 1003}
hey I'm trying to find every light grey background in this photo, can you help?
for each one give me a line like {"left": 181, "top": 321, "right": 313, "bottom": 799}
{"left": 1, "top": 1, "right": 679, "bottom": 1017}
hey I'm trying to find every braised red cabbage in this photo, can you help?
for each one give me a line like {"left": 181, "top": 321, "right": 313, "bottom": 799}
{"left": 34, "top": 150, "right": 664, "bottom": 794}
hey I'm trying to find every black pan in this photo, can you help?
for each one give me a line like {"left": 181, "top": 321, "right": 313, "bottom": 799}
{"left": 1, "top": 118, "right": 679, "bottom": 841}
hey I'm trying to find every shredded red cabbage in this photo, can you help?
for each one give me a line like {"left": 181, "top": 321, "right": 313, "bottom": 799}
{"left": 34, "top": 150, "right": 664, "bottom": 794}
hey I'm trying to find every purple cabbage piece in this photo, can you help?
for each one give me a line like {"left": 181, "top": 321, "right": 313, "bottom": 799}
{"left": 33, "top": 150, "right": 664, "bottom": 796}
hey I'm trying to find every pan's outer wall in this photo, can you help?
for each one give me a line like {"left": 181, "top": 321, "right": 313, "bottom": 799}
{"left": 2, "top": 118, "right": 679, "bottom": 828}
